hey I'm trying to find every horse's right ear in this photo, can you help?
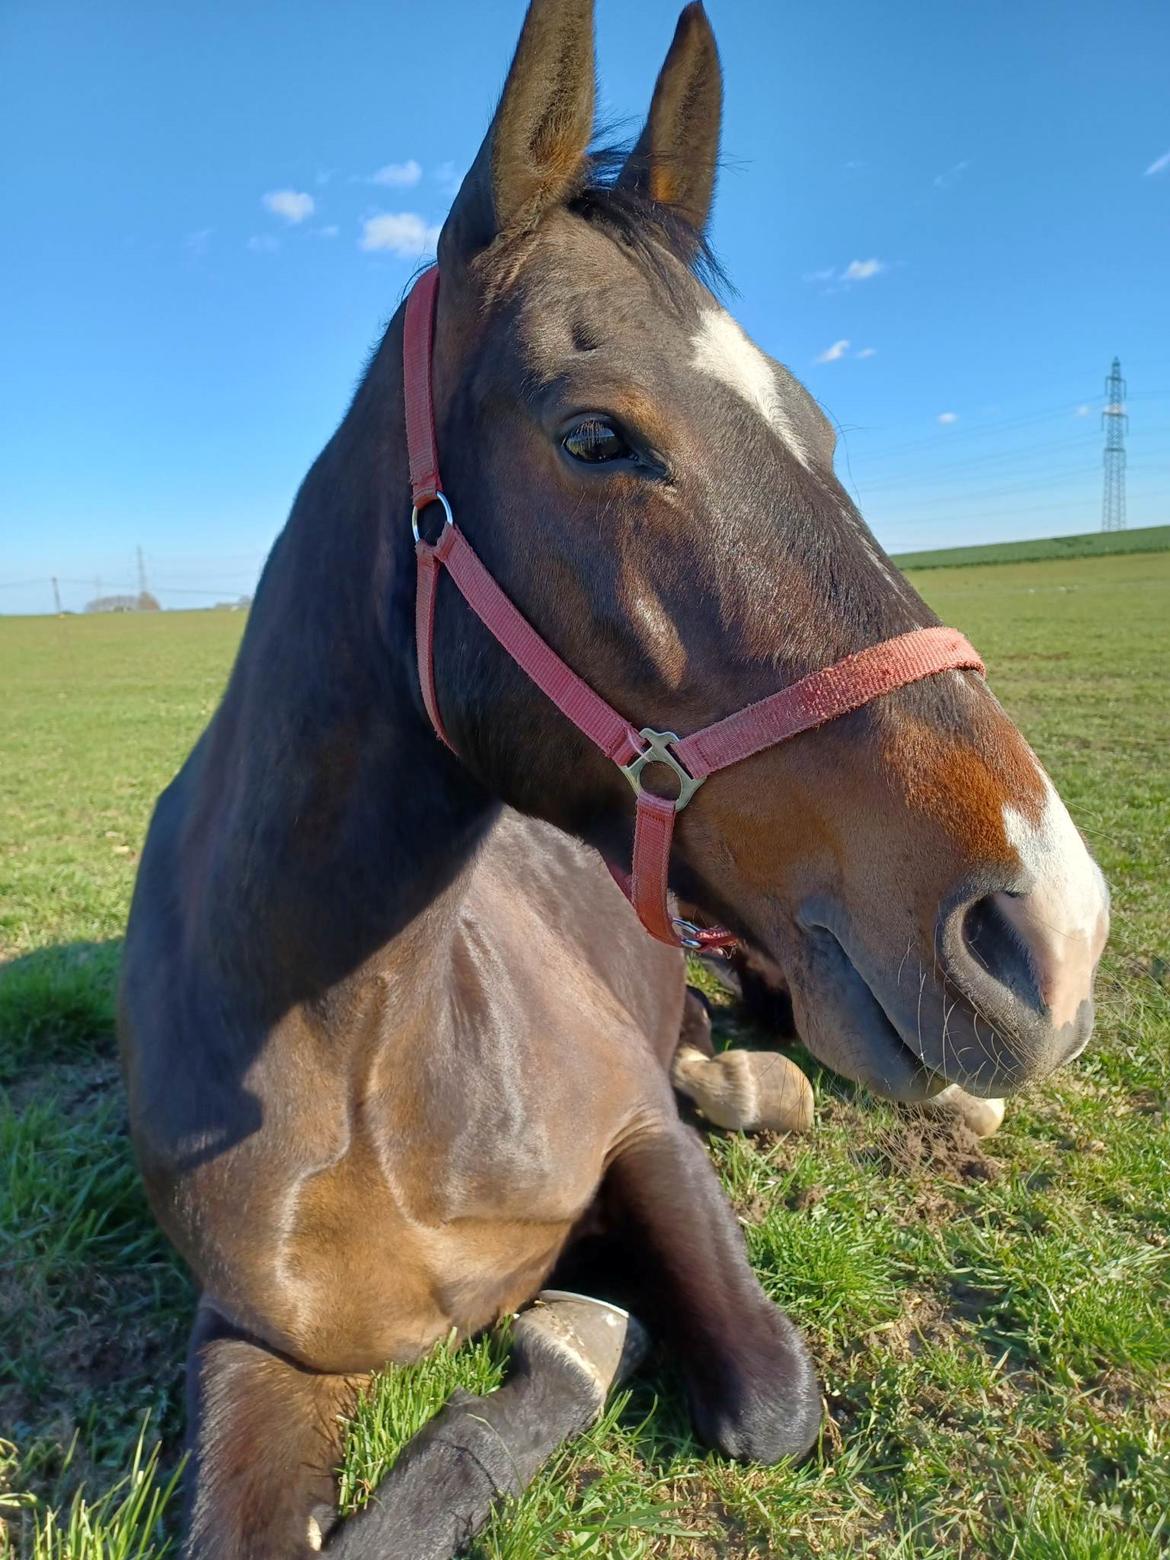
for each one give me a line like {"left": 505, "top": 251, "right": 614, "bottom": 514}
{"left": 617, "top": 2, "right": 722, "bottom": 240}
{"left": 439, "top": 0, "right": 595, "bottom": 272}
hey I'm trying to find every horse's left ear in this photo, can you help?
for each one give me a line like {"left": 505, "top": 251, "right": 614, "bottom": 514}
{"left": 617, "top": 2, "right": 722, "bottom": 237}
{"left": 439, "top": 0, "right": 595, "bottom": 274}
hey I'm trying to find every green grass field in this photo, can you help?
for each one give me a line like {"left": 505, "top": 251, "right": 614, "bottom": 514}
{"left": 2, "top": 551, "right": 1168, "bottom": 1558}
{"left": 891, "top": 522, "right": 1169, "bottom": 571}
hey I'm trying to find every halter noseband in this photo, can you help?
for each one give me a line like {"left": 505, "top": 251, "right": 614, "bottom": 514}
{"left": 404, "top": 267, "right": 984, "bottom": 951}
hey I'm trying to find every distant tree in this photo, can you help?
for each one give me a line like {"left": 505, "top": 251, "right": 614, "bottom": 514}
{"left": 84, "top": 592, "right": 162, "bottom": 613}
{"left": 85, "top": 594, "right": 138, "bottom": 614}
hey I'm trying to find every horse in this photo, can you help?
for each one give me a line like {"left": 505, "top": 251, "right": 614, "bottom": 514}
{"left": 118, "top": 1, "right": 1110, "bottom": 1553}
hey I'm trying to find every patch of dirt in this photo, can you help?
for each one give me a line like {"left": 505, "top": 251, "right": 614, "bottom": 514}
{"left": 6, "top": 1053, "right": 121, "bottom": 1116}
{"left": 1091, "top": 1369, "right": 1170, "bottom": 1425}
{"left": 877, "top": 1117, "right": 999, "bottom": 1182}
{"left": 790, "top": 1182, "right": 828, "bottom": 1213}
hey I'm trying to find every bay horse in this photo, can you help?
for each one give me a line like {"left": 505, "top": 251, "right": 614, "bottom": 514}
{"left": 118, "top": 1, "right": 1110, "bottom": 1553}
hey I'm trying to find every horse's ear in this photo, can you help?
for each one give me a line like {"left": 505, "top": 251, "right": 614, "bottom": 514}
{"left": 618, "top": 2, "right": 722, "bottom": 237}
{"left": 439, "top": 0, "right": 595, "bottom": 270}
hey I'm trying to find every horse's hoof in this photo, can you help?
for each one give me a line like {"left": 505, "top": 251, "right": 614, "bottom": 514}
{"left": 920, "top": 1084, "right": 1006, "bottom": 1137}
{"left": 672, "top": 1045, "right": 814, "bottom": 1134}
{"left": 514, "top": 1292, "right": 649, "bottom": 1409}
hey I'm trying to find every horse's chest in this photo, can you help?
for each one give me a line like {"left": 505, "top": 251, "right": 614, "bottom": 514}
{"left": 377, "top": 1017, "right": 629, "bottom": 1227}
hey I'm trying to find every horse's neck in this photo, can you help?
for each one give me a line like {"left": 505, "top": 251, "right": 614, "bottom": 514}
{"left": 186, "top": 309, "right": 496, "bottom": 1009}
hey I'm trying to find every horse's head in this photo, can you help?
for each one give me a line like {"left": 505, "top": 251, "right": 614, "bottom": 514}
{"left": 417, "top": 0, "right": 1109, "bottom": 1101}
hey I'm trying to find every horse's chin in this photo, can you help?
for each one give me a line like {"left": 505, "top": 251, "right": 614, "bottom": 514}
{"left": 771, "top": 927, "right": 952, "bottom": 1104}
{"left": 673, "top": 892, "right": 948, "bottom": 1102}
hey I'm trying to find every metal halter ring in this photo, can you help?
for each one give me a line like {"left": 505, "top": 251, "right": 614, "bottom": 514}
{"left": 411, "top": 490, "right": 455, "bottom": 545}
{"left": 619, "top": 728, "right": 706, "bottom": 813}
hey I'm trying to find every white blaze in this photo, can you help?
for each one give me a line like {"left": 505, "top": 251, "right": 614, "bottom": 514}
{"left": 1000, "top": 773, "right": 1110, "bottom": 1027}
{"left": 691, "top": 308, "right": 811, "bottom": 468}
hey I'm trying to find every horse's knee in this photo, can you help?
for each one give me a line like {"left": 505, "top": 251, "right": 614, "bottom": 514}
{"left": 183, "top": 1310, "right": 358, "bottom": 1560}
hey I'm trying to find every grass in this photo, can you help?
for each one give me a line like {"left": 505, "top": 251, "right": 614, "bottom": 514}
{"left": 891, "top": 521, "right": 1169, "bottom": 570}
{"left": 1, "top": 551, "right": 1168, "bottom": 1557}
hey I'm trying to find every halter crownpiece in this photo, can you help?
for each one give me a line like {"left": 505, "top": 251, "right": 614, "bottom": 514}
{"left": 404, "top": 266, "right": 985, "bottom": 951}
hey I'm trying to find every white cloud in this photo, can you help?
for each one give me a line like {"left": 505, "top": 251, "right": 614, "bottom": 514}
{"left": 937, "top": 411, "right": 959, "bottom": 425}
{"left": 247, "top": 234, "right": 280, "bottom": 253}
{"left": 310, "top": 224, "right": 339, "bottom": 239}
{"left": 816, "top": 339, "right": 851, "bottom": 364}
{"left": 857, "top": 346, "right": 878, "bottom": 358}
{"left": 371, "top": 159, "right": 423, "bottom": 188}
{"left": 1074, "top": 403, "right": 1092, "bottom": 417}
{"left": 359, "top": 211, "right": 441, "bottom": 258}
{"left": 262, "top": 189, "right": 315, "bottom": 223}
{"left": 804, "top": 258, "right": 887, "bottom": 291}
{"left": 1144, "top": 148, "right": 1170, "bottom": 176}
{"left": 933, "top": 159, "right": 971, "bottom": 190}
{"left": 843, "top": 257, "right": 884, "bottom": 281}
{"left": 432, "top": 160, "right": 463, "bottom": 197}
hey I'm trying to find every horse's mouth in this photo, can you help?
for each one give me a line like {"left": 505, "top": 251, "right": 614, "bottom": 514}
{"left": 788, "top": 925, "right": 952, "bottom": 1103}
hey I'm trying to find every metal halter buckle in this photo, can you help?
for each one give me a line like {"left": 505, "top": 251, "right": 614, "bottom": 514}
{"left": 671, "top": 918, "right": 705, "bottom": 950}
{"left": 619, "top": 728, "right": 705, "bottom": 813}
{"left": 411, "top": 490, "right": 455, "bottom": 544}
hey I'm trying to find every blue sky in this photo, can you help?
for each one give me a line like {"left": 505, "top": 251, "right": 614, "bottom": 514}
{"left": 2, "top": 0, "right": 1168, "bottom": 615}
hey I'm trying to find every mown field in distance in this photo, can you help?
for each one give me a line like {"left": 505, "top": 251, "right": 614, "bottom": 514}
{"left": 891, "top": 521, "right": 1169, "bottom": 571}
{"left": 1, "top": 551, "right": 1168, "bottom": 1557}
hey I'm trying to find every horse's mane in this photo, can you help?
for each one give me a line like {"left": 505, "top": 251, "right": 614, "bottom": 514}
{"left": 568, "top": 144, "right": 729, "bottom": 300}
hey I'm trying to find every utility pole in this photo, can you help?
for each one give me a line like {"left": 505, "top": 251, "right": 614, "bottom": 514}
{"left": 1101, "top": 357, "right": 1127, "bottom": 532}
{"left": 136, "top": 545, "right": 150, "bottom": 603}
{"left": 51, "top": 576, "right": 62, "bottom": 614}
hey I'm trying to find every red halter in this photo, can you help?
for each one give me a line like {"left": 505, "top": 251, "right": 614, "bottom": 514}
{"left": 405, "top": 267, "right": 984, "bottom": 951}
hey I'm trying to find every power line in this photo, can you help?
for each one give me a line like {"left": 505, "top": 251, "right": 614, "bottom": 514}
{"left": 839, "top": 395, "right": 1101, "bottom": 465}
{"left": 50, "top": 575, "right": 253, "bottom": 599}
{"left": 858, "top": 433, "right": 1100, "bottom": 491}
{"left": 865, "top": 463, "right": 1101, "bottom": 514}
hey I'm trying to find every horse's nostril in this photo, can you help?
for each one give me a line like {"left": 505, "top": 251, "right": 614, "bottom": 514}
{"left": 961, "top": 893, "right": 1044, "bottom": 1015}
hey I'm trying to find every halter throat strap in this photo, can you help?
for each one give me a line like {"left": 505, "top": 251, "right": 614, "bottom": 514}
{"left": 403, "top": 266, "right": 984, "bottom": 951}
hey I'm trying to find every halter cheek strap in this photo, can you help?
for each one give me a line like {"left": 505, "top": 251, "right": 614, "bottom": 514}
{"left": 403, "top": 266, "right": 985, "bottom": 951}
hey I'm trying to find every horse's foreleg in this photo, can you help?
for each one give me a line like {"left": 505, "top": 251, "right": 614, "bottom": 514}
{"left": 182, "top": 1306, "right": 361, "bottom": 1559}
{"left": 328, "top": 1296, "right": 644, "bottom": 1559}
{"left": 605, "top": 1123, "right": 822, "bottom": 1463}
{"left": 185, "top": 1295, "right": 642, "bottom": 1560}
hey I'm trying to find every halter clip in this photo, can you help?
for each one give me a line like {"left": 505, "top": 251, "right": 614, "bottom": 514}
{"left": 619, "top": 728, "right": 705, "bottom": 812}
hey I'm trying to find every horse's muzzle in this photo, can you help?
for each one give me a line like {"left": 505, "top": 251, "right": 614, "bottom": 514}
{"left": 790, "top": 867, "right": 1106, "bottom": 1101}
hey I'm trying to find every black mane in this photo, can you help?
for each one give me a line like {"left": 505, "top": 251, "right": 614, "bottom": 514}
{"left": 568, "top": 144, "right": 729, "bottom": 299}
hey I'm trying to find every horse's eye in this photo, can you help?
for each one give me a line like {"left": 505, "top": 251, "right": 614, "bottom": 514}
{"left": 563, "top": 417, "right": 630, "bottom": 464}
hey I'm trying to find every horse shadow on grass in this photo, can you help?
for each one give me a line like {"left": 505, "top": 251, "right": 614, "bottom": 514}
{"left": 0, "top": 937, "right": 123, "bottom": 1085}
{"left": 0, "top": 938, "right": 192, "bottom": 1525}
